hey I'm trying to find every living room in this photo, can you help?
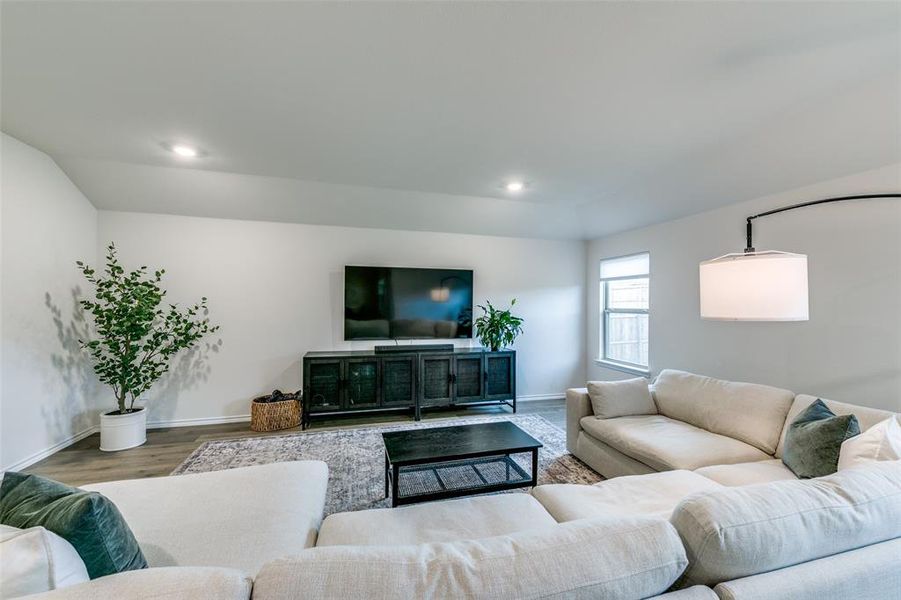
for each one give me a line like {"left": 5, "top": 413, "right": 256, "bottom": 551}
{"left": 1, "top": 1, "right": 899, "bottom": 599}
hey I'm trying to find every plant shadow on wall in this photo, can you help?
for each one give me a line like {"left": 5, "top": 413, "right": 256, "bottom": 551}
{"left": 76, "top": 244, "right": 221, "bottom": 450}
{"left": 44, "top": 287, "right": 99, "bottom": 445}
{"left": 150, "top": 338, "right": 222, "bottom": 424}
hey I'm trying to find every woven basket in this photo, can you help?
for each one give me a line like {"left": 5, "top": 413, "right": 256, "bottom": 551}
{"left": 250, "top": 397, "right": 301, "bottom": 432}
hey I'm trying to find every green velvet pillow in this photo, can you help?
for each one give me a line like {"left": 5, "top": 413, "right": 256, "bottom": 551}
{"left": 0, "top": 472, "right": 147, "bottom": 579}
{"left": 782, "top": 399, "right": 860, "bottom": 478}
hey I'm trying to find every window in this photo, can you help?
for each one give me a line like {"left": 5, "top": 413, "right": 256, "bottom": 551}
{"left": 599, "top": 252, "right": 649, "bottom": 372}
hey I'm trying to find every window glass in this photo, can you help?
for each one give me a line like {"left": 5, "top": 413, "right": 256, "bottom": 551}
{"left": 600, "top": 252, "right": 649, "bottom": 370}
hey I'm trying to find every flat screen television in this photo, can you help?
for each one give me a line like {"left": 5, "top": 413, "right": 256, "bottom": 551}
{"left": 344, "top": 266, "right": 473, "bottom": 340}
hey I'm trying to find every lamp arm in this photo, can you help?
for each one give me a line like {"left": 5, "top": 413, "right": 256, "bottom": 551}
{"left": 744, "top": 193, "right": 901, "bottom": 253}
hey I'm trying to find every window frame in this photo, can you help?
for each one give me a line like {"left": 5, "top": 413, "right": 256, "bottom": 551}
{"left": 597, "top": 253, "right": 650, "bottom": 376}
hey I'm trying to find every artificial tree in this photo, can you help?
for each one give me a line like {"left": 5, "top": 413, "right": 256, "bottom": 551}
{"left": 77, "top": 244, "right": 219, "bottom": 415}
{"left": 474, "top": 298, "right": 524, "bottom": 352}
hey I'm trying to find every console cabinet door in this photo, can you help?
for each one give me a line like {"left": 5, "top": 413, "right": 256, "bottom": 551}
{"left": 484, "top": 352, "right": 516, "bottom": 401}
{"left": 380, "top": 356, "right": 417, "bottom": 407}
{"left": 305, "top": 359, "right": 344, "bottom": 412}
{"left": 453, "top": 354, "right": 485, "bottom": 403}
{"left": 419, "top": 354, "right": 454, "bottom": 407}
{"left": 345, "top": 358, "right": 380, "bottom": 409}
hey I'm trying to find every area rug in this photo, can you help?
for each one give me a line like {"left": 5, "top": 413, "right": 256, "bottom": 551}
{"left": 171, "top": 414, "right": 601, "bottom": 515}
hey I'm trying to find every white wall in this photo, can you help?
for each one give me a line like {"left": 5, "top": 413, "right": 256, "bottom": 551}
{"left": 587, "top": 164, "right": 901, "bottom": 412}
{"left": 97, "top": 212, "right": 586, "bottom": 424}
{"left": 1, "top": 133, "right": 100, "bottom": 470}
{"left": 5, "top": 130, "right": 895, "bottom": 472}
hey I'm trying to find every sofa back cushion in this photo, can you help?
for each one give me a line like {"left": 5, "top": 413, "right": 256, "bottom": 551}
{"left": 775, "top": 394, "right": 897, "bottom": 458}
{"left": 653, "top": 370, "right": 794, "bottom": 454}
{"left": 670, "top": 460, "right": 901, "bottom": 587}
{"left": 20, "top": 567, "right": 253, "bottom": 600}
{"left": 252, "top": 517, "right": 688, "bottom": 600}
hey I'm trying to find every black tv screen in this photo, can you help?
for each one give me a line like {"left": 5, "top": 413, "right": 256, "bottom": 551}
{"left": 344, "top": 266, "right": 473, "bottom": 340}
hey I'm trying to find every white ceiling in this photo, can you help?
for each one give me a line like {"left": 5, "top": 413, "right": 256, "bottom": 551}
{"left": 2, "top": 1, "right": 899, "bottom": 240}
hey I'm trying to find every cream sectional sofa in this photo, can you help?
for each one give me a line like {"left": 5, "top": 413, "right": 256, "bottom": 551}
{"left": 9, "top": 370, "right": 900, "bottom": 599}
{"left": 567, "top": 369, "right": 895, "bottom": 482}
{"left": 31, "top": 459, "right": 899, "bottom": 600}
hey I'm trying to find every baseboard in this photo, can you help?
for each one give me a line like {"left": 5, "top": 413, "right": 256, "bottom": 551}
{"left": 516, "top": 393, "right": 565, "bottom": 402}
{"left": 146, "top": 414, "right": 251, "bottom": 429}
{"left": 1, "top": 415, "right": 254, "bottom": 472}
{"left": 3, "top": 424, "right": 99, "bottom": 472}
{"left": 5, "top": 398, "right": 560, "bottom": 472}
{"left": 150, "top": 398, "right": 562, "bottom": 425}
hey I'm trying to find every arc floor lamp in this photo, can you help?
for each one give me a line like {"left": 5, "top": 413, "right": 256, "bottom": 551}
{"left": 699, "top": 193, "right": 901, "bottom": 321}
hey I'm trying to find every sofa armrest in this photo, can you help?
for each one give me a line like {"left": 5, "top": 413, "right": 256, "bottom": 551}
{"left": 566, "top": 388, "right": 593, "bottom": 453}
{"left": 22, "top": 567, "right": 252, "bottom": 600}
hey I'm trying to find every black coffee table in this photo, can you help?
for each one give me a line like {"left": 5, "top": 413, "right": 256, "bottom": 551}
{"left": 382, "top": 421, "right": 543, "bottom": 507}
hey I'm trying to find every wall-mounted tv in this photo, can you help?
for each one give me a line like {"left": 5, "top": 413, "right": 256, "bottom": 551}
{"left": 344, "top": 266, "right": 473, "bottom": 340}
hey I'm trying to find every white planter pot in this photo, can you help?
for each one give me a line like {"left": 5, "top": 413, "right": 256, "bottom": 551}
{"left": 100, "top": 408, "right": 147, "bottom": 451}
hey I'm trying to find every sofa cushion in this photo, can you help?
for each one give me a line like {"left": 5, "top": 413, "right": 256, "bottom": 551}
{"left": 653, "top": 370, "right": 794, "bottom": 454}
{"left": 694, "top": 459, "right": 797, "bottom": 487}
{"left": 532, "top": 470, "right": 723, "bottom": 522}
{"left": 575, "top": 430, "right": 658, "bottom": 478}
{"left": 670, "top": 460, "right": 901, "bottom": 587}
{"left": 317, "top": 494, "right": 557, "bottom": 546}
{"left": 711, "top": 538, "right": 901, "bottom": 600}
{"left": 581, "top": 414, "right": 770, "bottom": 471}
{"left": 587, "top": 377, "right": 657, "bottom": 419}
{"left": 775, "top": 394, "right": 896, "bottom": 458}
{"left": 253, "top": 516, "right": 688, "bottom": 600}
{"left": 82, "top": 461, "right": 328, "bottom": 576}
{"left": 782, "top": 399, "right": 860, "bottom": 478}
{"left": 0, "top": 472, "right": 147, "bottom": 579}
{"left": 839, "top": 415, "right": 901, "bottom": 471}
{"left": 0, "top": 524, "right": 89, "bottom": 598}
{"left": 22, "top": 567, "right": 252, "bottom": 600}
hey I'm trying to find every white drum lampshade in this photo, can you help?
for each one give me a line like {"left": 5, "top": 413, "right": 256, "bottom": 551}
{"left": 699, "top": 251, "right": 809, "bottom": 321}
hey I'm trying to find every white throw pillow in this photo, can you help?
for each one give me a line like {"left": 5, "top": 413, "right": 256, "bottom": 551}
{"left": 838, "top": 415, "right": 901, "bottom": 471}
{"left": 0, "top": 524, "right": 90, "bottom": 598}
{"left": 587, "top": 377, "right": 657, "bottom": 419}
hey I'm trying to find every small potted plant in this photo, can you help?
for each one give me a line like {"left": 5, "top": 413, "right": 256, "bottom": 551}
{"left": 77, "top": 244, "right": 219, "bottom": 451}
{"left": 474, "top": 299, "right": 524, "bottom": 351}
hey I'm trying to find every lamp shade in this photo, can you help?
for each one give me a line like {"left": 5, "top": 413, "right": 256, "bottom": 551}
{"left": 699, "top": 251, "right": 809, "bottom": 321}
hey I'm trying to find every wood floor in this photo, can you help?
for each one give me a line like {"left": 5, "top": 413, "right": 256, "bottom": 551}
{"left": 24, "top": 399, "right": 566, "bottom": 487}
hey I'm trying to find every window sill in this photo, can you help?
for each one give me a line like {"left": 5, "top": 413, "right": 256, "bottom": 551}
{"left": 594, "top": 359, "right": 651, "bottom": 378}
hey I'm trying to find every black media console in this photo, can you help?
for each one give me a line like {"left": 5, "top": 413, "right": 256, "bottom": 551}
{"left": 301, "top": 347, "right": 516, "bottom": 429}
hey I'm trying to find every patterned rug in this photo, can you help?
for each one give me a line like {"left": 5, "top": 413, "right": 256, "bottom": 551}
{"left": 171, "top": 414, "right": 601, "bottom": 515}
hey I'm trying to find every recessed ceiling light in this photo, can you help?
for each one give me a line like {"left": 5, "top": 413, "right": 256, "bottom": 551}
{"left": 171, "top": 144, "right": 198, "bottom": 158}
{"left": 505, "top": 181, "right": 525, "bottom": 192}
